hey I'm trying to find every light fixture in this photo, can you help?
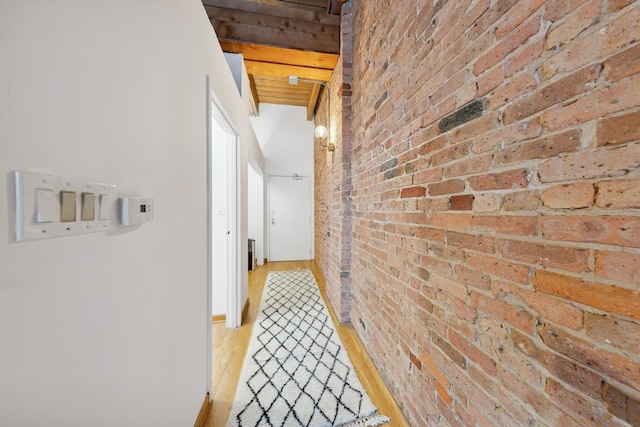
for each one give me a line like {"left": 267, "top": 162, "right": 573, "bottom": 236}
{"left": 289, "top": 75, "right": 335, "bottom": 152}
{"left": 314, "top": 125, "right": 328, "bottom": 139}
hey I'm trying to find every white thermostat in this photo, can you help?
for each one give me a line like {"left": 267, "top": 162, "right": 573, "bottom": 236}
{"left": 121, "top": 197, "right": 154, "bottom": 226}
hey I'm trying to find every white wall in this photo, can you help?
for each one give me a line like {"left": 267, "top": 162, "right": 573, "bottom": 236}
{"left": 251, "top": 104, "right": 315, "bottom": 175}
{"left": 0, "top": 1, "right": 262, "bottom": 426}
{"left": 250, "top": 104, "right": 315, "bottom": 260}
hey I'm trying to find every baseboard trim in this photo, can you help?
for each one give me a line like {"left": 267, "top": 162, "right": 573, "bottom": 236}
{"left": 212, "top": 314, "right": 225, "bottom": 323}
{"left": 212, "top": 299, "right": 249, "bottom": 324}
{"left": 194, "top": 392, "right": 211, "bottom": 427}
{"left": 241, "top": 297, "right": 250, "bottom": 325}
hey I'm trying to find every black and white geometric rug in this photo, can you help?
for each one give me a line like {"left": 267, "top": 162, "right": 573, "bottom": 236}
{"left": 226, "top": 270, "right": 390, "bottom": 427}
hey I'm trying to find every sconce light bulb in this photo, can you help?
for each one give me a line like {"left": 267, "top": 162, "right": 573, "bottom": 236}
{"left": 315, "top": 125, "right": 328, "bottom": 139}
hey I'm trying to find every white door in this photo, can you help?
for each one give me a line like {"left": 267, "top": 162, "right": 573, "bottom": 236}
{"left": 269, "top": 175, "right": 312, "bottom": 261}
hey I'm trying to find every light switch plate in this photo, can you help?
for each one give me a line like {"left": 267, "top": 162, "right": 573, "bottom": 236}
{"left": 14, "top": 171, "right": 116, "bottom": 241}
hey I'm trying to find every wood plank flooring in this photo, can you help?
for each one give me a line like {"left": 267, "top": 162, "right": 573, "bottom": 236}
{"left": 205, "top": 260, "right": 409, "bottom": 427}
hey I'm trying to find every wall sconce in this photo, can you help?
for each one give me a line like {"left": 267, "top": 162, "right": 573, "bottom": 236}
{"left": 289, "top": 75, "right": 335, "bottom": 151}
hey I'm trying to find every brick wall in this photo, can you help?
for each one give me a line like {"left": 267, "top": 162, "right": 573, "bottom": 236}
{"left": 321, "top": 0, "right": 640, "bottom": 425}
{"left": 315, "top": 1, "right": 354, "bottom": 323}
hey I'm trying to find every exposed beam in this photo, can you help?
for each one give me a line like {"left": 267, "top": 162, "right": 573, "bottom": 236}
{"left": 204, "top": 2, "right": 339, "bottom": 53}
{"left": 245, "top": 60, "right": 333, "bottom": 81}
{"left": 307, "top": 82, "right": 321, "bottom": 120}
{"left": 203, "top": 0, "right": 339, "bottom": 24}
{"left": 219, "top": 41, "right": 338, "bottom": 70}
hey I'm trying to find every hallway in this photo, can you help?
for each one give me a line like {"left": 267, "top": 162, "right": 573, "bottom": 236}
{"left": 205, "top": 261, "right": 409, "bottom": 427}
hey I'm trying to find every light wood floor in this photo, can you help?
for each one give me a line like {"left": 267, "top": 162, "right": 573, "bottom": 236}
{"left": 204, "top": 260, "right": 410, "bottom": 427}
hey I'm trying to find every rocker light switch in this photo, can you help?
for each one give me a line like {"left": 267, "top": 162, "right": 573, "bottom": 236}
{"left": 81, "top": 192, "right": 96, "bottom": 221}
{"left": 35, "top": 189, "right": 55, "bottom": 223}
{"left": 60, "top": 191, "right": 77, "bottom": 222}
{"left": 99, "top": 195, "right": 113, "bottom": 220}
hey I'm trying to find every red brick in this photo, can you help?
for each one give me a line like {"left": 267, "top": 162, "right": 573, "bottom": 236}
{"left": 449, "top": 111, "right": 499, "bottom": 145}
{"left": 544, "top": 0, "right": 587, "bottom": 21}
{"left": 585, "top": 313, "right": 640, "bottom": 354}
{"left": 511, "top": 329, "right": 545, "bottom": 364}
{"left": 431, "top": 141, "right": 472, "bottom": 166}
{"left": 495, "top": 0, "right": 545, "bottom": 39}
{"left": 533, "top": 270, "right": 640, "bottom": 320}
{"left": 455, "top": 265, "right": 491, "bottom": 291}
{"left": 471, "top": 291, "right": 537, "bottom": 333}
{"left": 538, "top": 143, "right": 640, "bottom": 183}
{"left": 594, "top": 250, "right": 640, "bottom": 285}
{"left": 473, "top": 17, "right": 540, "bottom": 76}
{"left": 503, "top": 64, "right": 600, "bottom": 124}
{"left": 597, "top": 111, "right": 640, "bottom": 146}
{"left": 541, "top": 183, "right": 595, "bottom": 209}
{"left": 466, "top": 252, "right": 531, "bottom": 284}
{"left": 418, "top": 348, "right": 451, "bottom": 389}
{"left": 447, "top": 230, "right": 494, "bottom": 253}
{"left": 503, "top": 190, "right": 540, "bottom": 211}
{"left": 430, "top": 273, "right": 468, "bottom": 300}
{"left": 454, "top": 299, "right": 478, "bottom": 324}
{"left": 493, "top": 280, "right": 584, "bottom": 329}
{"left": 449, "top": 195, "right": 474, "bottom": 211}
{"left": 468, "top": 168, "right": 530, "bottom": 191}
{"left": 542, "top": 73, "right": 640, "bottom": 131}
{"left": 604, "top": 38, "right": 640, "bottom": 82}
{"left": 488, "top": 71, "right": 537, "bottom": 110}
{"left": 608, "top": 0, "right": 636, "bottom": 12}
{"left": 539, "top": 324, "right": 640, "bottom": 389}
{"left": 506, "top": 38, "right": 544, "bottom": 78}
{"left": 494, "top": 130, "right": 580, "bottom": 166}
{"left": 539, "top": 214, "right": 640, "bottom": 248}
{"left": 499, "top": 239, "right": 589, "bottom": 273}
{"left": 477, "top": 66, "right": 504, "bottom": 97}
{"left": 597, "top": 179, "right": 640, "bottom": 209}
{"left": 443, "top": 153, "right": 492, "bottom": 178}
{"left": 401, "top": 185, "right": 426, "bottom": 198}
{"left": 431, "top": 212, "right": 471, "bottom": 230}
{"left": 545, "top": 353, "right": 602, "bottom": 399}
{"left": 546, "top": 378, "right": 620, "bottom": 426}
{"left": 473, "top": 118, "right": 543, "bottom": 154}
{"left": 544, "top": 1, "right": 600, "bottom": 49}
{"left": 449, "top": 329, "right": 497, "bottom": 376}
{"left": 428, "top": 179, "right": 465, "bottom": 196}
{"left": 432, "top": 333, "right": 466, "bottom": 369}
{"left": 470, "top": 214, "right": 538, "bottom": 236}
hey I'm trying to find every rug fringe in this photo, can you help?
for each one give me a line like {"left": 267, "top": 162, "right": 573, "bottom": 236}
{"left": 339, "top": 413, "right": 391, "bottom": 427}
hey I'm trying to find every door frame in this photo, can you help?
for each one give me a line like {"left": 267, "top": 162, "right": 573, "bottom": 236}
{"left": 205, "top": 75, "right": 242, "bottom": 391}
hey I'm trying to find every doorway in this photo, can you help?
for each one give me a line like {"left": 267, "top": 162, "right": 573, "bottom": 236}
{"left": 268, "top": 174, "right": 312, "bottom": 261}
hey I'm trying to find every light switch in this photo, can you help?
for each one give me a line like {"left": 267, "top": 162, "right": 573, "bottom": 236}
{"left": 81, "top": 193, "right": 96, "bottom": 221}
{"left": 60, "top": 191, "right": 77, "bottom": 222}
{"left": 99, "top": 195, "right": 113, "bottom": 220}
{"left": 35, "top": 189, "right": 55, "bottom": 223}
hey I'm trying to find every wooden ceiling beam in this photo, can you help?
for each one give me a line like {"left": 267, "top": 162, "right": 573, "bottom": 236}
{"left": 306, "top": 82, "right": 321, "bottom": 120}
{"left": 219, "top": 41, "right": 338, "bottom": 70}
{"left": 205, "top": 3, "right": 339, "bottom": 53}
{"left": 203, "top": 0, "right": 339, "bottom": 24}
{"left": 245, "top": 60, "right": 333, "bottom": 81}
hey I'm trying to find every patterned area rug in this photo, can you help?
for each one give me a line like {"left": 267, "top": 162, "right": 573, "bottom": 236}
{"left": 226, "top": 270, "right": 390, "bottom": 427}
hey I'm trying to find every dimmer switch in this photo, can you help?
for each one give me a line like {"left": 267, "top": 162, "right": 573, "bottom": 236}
{"left": 60, "top": 191, "right": 77, "bottom": 222}
{"left": 81, "top": 193, "right": 96, "bottom": 221}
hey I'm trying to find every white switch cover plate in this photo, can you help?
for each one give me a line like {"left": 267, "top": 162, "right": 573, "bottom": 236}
{"left": 14, "top": 171, "right": 116, "bottom": 242}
